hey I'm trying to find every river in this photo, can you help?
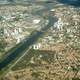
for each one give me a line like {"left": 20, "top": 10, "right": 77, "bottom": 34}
{"left": 0, "top": 2, "right": 57, "bottom": 71}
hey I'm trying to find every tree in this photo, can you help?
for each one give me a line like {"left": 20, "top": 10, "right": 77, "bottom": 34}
{"left": 0, "top": 39, "right": 6, "bottom": 52}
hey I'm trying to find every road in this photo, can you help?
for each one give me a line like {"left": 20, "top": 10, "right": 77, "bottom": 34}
{"left": 0, "top": 16, "right": 57, "bottom": 70}
{"left": 0, "top": 2, "right": 58, "bottom": 78}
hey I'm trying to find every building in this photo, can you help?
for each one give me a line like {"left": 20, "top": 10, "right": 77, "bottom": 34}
{"left": 33, "top": 43, "right": 41, "bottom": 50}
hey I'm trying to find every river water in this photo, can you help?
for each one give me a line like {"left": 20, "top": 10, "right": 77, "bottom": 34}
{"left": 58, "top": 0, "right": 80, "bottom": 7}
{"left": 0, "top": 1, "right": 57, "bottom": 70}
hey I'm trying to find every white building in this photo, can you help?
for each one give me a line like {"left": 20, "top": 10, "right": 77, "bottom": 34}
{"left": 19, "top": 28, "right": 22, "bottom": 33}
{"left": 54, "top": 18, "right": 63, "bottom": 30}
{"left": 33, "top": 43, "right": 41, "bottom": 50}
{"left": 33, "top": 19, "right": 40, "bottom": 24}
{"left": 50, "top": 9, "right": 55, "bottom": 12}
{"left": 16, "top": 38, "right": 20, "bottom": 44}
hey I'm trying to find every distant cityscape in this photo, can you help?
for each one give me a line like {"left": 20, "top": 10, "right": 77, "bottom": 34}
{"left": 0, "top": 0, "right": 80, "bottom": 80}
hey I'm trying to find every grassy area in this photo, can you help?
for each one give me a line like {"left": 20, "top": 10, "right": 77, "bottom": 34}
{"left": 0, "top": 46, "right": 31, "bottom": 79}
{"left": 12, "top": 49, "right": 55, "bottom": 71}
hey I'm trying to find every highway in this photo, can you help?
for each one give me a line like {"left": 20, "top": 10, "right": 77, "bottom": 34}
{"left": 0, "top": 16, "right": 57, "bottom": 70}
{"left": 0, "top": 2, "right": 58, "bottom": 78}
